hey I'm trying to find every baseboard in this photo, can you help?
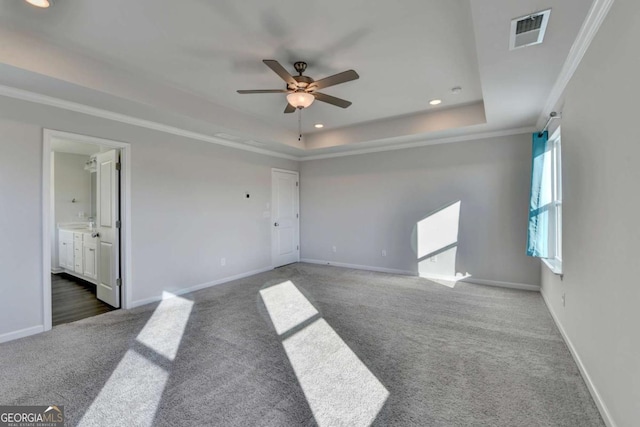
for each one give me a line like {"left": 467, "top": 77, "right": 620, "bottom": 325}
{"left": 56, "top": 268, "right": 98, "bottom": 285}
{"left": 51, "top": 267, "right": 63, "bottom": 274}
{"left": 462, "top": 277, "right": 540, "bottom": 292}
{"left": 419, "top": 273, "right": 470, "bottom": 282}
{"left": 130, "top": 266, "right": 274, "bottom": 308}
{"left": 300, "top": 259, "right": 415, "bottom": 276}
{"left": 0, "top": 325, "right": 45, "bottom": 344}
{"left": 298, "top": 259, "right": 540, "bottom": 292}
{"left": 540, "top": 289, "right": 617, "bottom": 427}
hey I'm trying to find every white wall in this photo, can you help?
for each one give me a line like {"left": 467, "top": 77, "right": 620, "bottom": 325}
{"left": 300, "top": 134, "right": 540, "bottom": 287}
{"left": 51, "top": 152, "right": 92, "bottom": 271}
{"left": 54, "top": 152, "right": 92, "bottom": 224}
{"left": 540, "top": 1, "right": 640, "bottom": 425}
{"left": 0, "top": 96, "right": 297, "bottom": 341}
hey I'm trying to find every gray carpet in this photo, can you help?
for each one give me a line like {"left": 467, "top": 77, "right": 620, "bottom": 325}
{"left": 0, "top": 263, "right": 603, "bottom": 426}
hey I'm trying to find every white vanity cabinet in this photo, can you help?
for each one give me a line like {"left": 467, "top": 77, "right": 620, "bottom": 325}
{"left": 74, "top": 233, "right": 83, "bottom": 273}
{"left": 58, "top": 230, "right": 75, "bottom": 271}
{"left": 57, "top": 226, "right": 98, "bottom": 283}
{"left": 83, "top": 234, "right": 98, "bottom": 280}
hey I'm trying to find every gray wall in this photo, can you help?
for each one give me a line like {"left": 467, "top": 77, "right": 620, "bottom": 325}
{"left": 0, "top": 119, "right": 44, "bottom": 337}
{"left": 0, "top": 97, "right": 297, "bottom": 340}
{"left": 540, "top": 1, "right": 640, "bottom": 425}
{"left": 300, "top": 134, "right": 540, "bottom": 287}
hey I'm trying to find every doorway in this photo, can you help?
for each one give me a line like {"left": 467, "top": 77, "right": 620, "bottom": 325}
{"left": 271, "top": 168, "right": 300, "bottom": 268}
{"left": 43, "top": 130, "right": 132, "bottom": 330}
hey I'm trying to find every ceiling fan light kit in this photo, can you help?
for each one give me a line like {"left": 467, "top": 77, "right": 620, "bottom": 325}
{"left": 237, "top": 59, "right": 359, "bottom": 113}
{"left": 25, "top": 0, "right": 52, "bottom": 8}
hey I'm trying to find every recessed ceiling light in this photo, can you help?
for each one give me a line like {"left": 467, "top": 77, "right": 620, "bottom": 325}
{"left": 451, "top": 86, "right": 463, "bottom": 94}
{"left": 429, "top": 99, "right": 442, "bottom": 106}
{"left": 314, "top": 123, "right": 324, "bottom": 129}
{"left": 25, "top": 0, "right": 52, "bottom": 8}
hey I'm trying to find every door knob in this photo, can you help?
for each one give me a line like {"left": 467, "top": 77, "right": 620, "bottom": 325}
{"left": 91, "top": 232, "right": 100, "bottom": 238}
{"left": 274, "top": 222, "right": 279, "bottom": 227}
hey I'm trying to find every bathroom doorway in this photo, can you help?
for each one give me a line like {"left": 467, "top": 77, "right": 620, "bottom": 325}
{"left": 43, "top": 130, "right": 132, "bottom": 329}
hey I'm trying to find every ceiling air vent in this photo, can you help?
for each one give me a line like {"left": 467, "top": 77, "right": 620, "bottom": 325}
{"left": 510, "top": 9, "right": 551, "bottom": 50}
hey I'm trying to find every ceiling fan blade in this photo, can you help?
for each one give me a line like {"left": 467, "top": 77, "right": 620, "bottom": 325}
{"left": 313, "top": 92, "right": 352, "bottom": 108}
{"left": 263, "top": 59, "right": 297, "bottom": 86}
{"left": 309, "top": 70, "right": 359, "bottom": 90}
{"left": 284, "top": 103, "right": 296, "bottom": 114}
{"left": 237, "top": 89, "right": 289, "bottom": 94}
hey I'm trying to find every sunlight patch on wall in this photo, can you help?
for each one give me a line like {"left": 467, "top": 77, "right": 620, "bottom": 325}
{"left": 417, "top": 201, "right": 470, "bottom": 287}
{"left": 417, "top": 201, "right": 460, "bottom": 259}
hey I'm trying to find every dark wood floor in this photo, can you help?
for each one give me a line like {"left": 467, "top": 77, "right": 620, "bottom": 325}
{"left": 52, "top": 273, "right": 117, "bottom": 326}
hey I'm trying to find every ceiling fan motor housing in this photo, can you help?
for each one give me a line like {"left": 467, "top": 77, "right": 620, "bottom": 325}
{"left": 288, "top": 75, "right": 314, "bottom": 90}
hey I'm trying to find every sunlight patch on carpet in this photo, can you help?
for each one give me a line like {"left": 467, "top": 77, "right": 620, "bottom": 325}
{"left": 78, "top": 292, "right": 193, "bottom": 427}
{"left": 261, "top": 281, "right": 388, "bottom": 426}
{"left": 260, "top": 280, "right": 318, "bottom": 335}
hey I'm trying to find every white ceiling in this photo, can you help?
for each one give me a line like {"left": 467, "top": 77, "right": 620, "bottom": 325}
{"left": 0, "top": 0, "right": 594, "bottom": 157}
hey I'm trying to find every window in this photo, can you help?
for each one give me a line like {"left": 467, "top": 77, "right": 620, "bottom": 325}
{"left": 546, "top": 129, "right": 563, "bottom": 273}
{"left": 527, "top": 127, "right": 563, "bottom": 273}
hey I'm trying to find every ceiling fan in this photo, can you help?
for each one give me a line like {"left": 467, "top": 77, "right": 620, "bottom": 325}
{"left": 237, "top": 60, "right": 359, "bottom": 113}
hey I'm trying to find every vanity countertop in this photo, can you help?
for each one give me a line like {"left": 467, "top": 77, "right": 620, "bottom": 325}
{"left": 57, "top": 222, "right": 95, "bottom": 233}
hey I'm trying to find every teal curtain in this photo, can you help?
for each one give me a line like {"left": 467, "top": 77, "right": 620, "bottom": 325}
{"left": 527, "top": 131, "right": 550, "bottom": 257}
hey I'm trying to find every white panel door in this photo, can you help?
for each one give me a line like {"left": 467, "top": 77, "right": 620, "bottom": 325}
{"left": 96, "top": 149, "right": 121, "bottom": 308}
{"left": 272, "top": 169, "right": 299, "bottom": 268}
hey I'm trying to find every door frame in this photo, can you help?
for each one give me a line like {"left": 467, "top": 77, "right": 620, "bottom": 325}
{"left": 42, "top": 129, "right": 133, "bottom": 331}
{"left": 271, "top": 168, "right": 300, "bottom": 268}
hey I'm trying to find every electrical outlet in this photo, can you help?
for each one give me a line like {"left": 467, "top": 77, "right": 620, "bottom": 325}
{"left": 332, "top": 246, "right": 337, "bottom": 253}
{"left": 381, "top": 250, "right": 387, "bottom": 257}
{"left": 221, "top": 257, "right": 226, "bottom": 267}
{"left": 561, "top": 293, "right": 566, "bottom": 307}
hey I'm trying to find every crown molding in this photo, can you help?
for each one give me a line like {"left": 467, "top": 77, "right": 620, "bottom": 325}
{"left": 537, "top": 0, "right": 615, "bottom": 129}
{"left": 298, "top": 127, "right": 536, "bottom": 161}
{"left": 0, "top": 84, "right": 300, "bottom": 160}
{"left": 0, "top": 83, "right": 536, "bottom": 162}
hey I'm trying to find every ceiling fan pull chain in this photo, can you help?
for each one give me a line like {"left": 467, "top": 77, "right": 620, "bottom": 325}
{"left": 298, "top": 109, "right": 302, "bottom": 142}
